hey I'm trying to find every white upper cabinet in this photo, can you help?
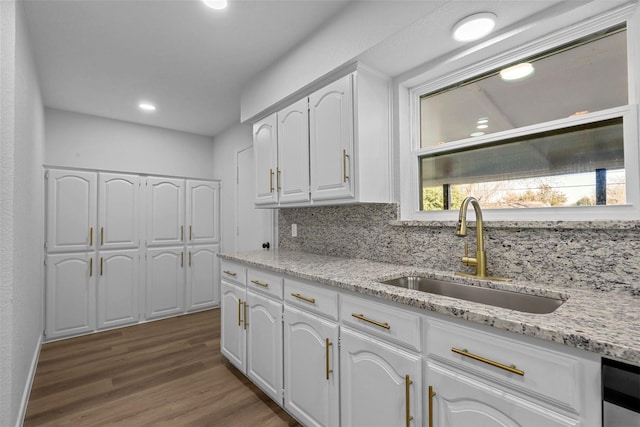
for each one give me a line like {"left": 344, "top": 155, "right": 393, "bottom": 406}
{"left": 146, "top": 177, "right": 185, "bottom": 247}
{"left": 252, "top": 65, "right": 391, "bottom": 208}
{"left": 46, "top": 169, "right": 97, "bottom": 252}
{"left": 186, "top": 180, "right": 220, "bottom": 244}
{"left": 254, "top": 115, "right": 279, "bottom": 205}
{"left": 98, "top": 173, "right": 140, "bottom": 250}
{"left": 97, "top": 249, "right": 140, "bottom": 330}
{"left": 278, "top": 98, "right": 311, "bottom": 204}
{"left": 309, "top": 74, "right": 354, "bottom": 201}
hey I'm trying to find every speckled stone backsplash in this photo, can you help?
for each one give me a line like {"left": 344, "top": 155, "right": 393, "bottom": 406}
{"left": 278, "top": 203, "right": 640, "bottom": 295}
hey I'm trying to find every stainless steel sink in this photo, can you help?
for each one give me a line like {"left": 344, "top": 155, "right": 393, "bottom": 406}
{"left": 380, "top": 276, "right": 565, "bottom": 314}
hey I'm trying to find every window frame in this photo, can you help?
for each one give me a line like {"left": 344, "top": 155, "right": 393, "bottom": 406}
{"left": 399, "top": 2, "right": 640, "bottom": 222}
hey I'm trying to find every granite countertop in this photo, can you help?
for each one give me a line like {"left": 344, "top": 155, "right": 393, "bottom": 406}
{"left": 219, "top": 249, "right": 640, "bottom": 365}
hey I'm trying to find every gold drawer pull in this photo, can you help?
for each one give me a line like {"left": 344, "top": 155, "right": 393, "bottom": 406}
{"left": 451, "top": 347, "right": 525, "bottom": 376}
{"left": 291, "top": 293, "right": 315, "bottom": 304}
{"left": 351, "top": 313, "right": 390, "bottom": 330}
{"left": 223, "top": 270, "right": 237, "bottom": 277}
{"left": 405, "top": 375, "right": 414, "bottom": 427}
{"left": 251, "top": 280, "right": 269, "bottom": 288}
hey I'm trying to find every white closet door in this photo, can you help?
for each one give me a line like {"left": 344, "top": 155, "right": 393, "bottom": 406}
{"left": 146, "top": 177, "right": 185, "bottom": 247}
{"left": 45, "top": 253, "right": 96, "bottom": 339}
{"left": 98, "top": 173, "right": 140, "bottom": 250}
{"left": 186, "top": 244, "right": 220, "bottom": 311}
{"left": 145, "top": 247, "right": 185, "bottom": 319}
{"left": 97, "top": 249, "right": 140, "bottom": 330}
{"left": 46, "top": 169, "right": 97, "bottom": 252}
{"left": 186, "top": 180, "right": 220, "bottom": 244}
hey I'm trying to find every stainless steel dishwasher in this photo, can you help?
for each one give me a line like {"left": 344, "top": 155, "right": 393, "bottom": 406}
{"left": 602, "top": 358, "right": 640, "bottom": 426}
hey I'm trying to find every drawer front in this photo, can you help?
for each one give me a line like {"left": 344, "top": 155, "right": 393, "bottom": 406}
{"left": 247, "top": 268, "right": 283, "bottom": 300}
{"left": 426, "top": 319, "right": 582, "bottom": 412}
{"left": 340, "top": 294, "right": 421, "bottom": 351}
{"left": 284, "top": 278, "right": 339, "bottom": 320}
{"left": 221, "top": 260, "right": 246, "bottom": 286}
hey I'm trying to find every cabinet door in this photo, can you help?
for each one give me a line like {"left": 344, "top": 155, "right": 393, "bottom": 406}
{"left": 277, "top": 98, "right": 310, "bottom": 204}
{"left": 46, "top": 253, "right": 96, "bottom": 339}
{"left": 97, "top": 249, "right": 140, "bottom": 330}
{"left": 186, "top": 244, "right": 220, "bottom": 311}
{"left": 254, "top": 114, "right": 279, "bottom": 205}
{"left": 309, "top": 74, "right": 354, "bottom": 201}
{"left": 98, "top": 173, "right": 140, "bottom": 250}
{"left": 284, "top": 306, "right": 339, "bottom": 427}
{"left": 186, "top": 180, "right": 220, "bottom": 244}
{"left": 145, "top": 247, "right": 185, "bottom": 319}
{"left": 220, "top": 280, "right": 247, "bottom": 373}
{"left": 246, "top": 290, "right": 283, "bottom": 403}
{"left": 46, "top": 169, "right": 97, "bottom": 252}
{"left": 426, "top": 361, "right": 579, "bottom": 427}
{"left": 146, "top": 177, "right": 185, "bottom": 247}
{"left": 340, "top": 327, "right": 422, "bottom": 427}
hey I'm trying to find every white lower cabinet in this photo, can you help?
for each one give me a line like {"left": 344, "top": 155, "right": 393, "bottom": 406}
{"left": 340, "top": 327, "right": 422, "bottom": 427}
{"left": 246, "top": 290, "right": 283, "bottom": 403}
{"left": 97, "top": 249, "right": 140, "bottom": 330}
{"left": 427, "top": 361, "right": 579, "bottom": 427}
{"left": 46, "top": 253, "right": 96, "bottom": 340}
{"left": 145, "top": 246, "right": 185, "bottom": 320}
{"left": 186, "top": 244, "right": 220, "bottom": 312}
{"left": 283, "top": 306, "right": 339, "bottom": 427}
{"left": 220, "top": 280, "right": 247, "bottom": 372}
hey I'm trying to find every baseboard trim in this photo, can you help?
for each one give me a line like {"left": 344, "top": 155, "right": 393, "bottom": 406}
{"left": 16, "top": 333, "right": 42, "bottom": 427}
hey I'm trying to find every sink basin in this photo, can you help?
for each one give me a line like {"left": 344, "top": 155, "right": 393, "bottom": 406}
{"left": 380, "top": 276, "right": 565, "bottom": 314}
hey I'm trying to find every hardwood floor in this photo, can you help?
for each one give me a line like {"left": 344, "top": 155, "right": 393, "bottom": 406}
{"left": 24, "top": 309, "right": 300, "bottom": 426}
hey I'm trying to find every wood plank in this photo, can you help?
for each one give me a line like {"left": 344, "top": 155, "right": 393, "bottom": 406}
{"left": 24, "top": 309, "right": 300, "bottom": 426}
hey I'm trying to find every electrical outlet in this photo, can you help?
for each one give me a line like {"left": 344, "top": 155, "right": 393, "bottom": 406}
{"left": 291, "top": 223, "right": 298, "bottom": 237}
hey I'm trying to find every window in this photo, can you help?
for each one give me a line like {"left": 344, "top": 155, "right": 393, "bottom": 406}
{"left": 415, "top": 24, "right": 635, "bottom": 215}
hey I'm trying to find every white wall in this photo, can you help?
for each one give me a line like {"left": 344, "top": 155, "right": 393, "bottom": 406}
{"left": 0, "top": 0, "right": 46, "bottom": 425}
{"left": 240, "top": 1, "right": 442, "bottom": 122}
{"left": 45, "top": 108, "right": 215, "bottom": 179}
{"left": 211, "top": 123, "right": 253, "bottom": 252}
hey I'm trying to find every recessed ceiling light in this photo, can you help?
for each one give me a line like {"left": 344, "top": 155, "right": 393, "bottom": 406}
{"left": 202, "top": 0, "right": 227, "bottom": 10}
{"left": 500, "top": 62, "right": 535, "bottom": 81}
{"left": 470, "top": 131, "right": 485, "bottom": 137}
{"left": 452, "top": 13, "right": 496, "bottom": 42}
{"left": 138, "top": 102, "right": 156, "bottom": 112}
{"left": 477, "top": 118, "right": 488, "bottom": 124}
{"left": 477, "top": 124, "right": 488, "bottom": 129}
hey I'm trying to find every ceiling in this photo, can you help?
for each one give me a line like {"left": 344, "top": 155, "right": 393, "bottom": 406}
{"left": 24, "top": 0, "right": 351, "bottom": 136}
{"left": 23, "top": 0, "right": 627, "bottom": 138}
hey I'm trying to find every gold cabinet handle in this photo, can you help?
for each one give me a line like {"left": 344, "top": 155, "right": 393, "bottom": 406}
{"left": 181, "top": 252, "right": 184, "bottom": 268}
{"left": 343, "top": 149, "right": 349, "bottom": 182}
{"left": 291, "top": 293, "right": 315, "bottom": 304}
{"left": 451, "top": 347, "right": 525, "bottom": 376}
{"left": 100, "top": 227, "right": 104, "bottom": 246}
{"left": 100, "top": 257, "right": 103, "bottom": 276}
{"left": 325, "top": 338, "right": 333, "bottom": 380}
{"left": 351, "top": 313, "right": 390, "bottom": 330}
{"left": 243, "top": 301, "right": 248, "bottom": 329}
{"left": 189, "top": 251, "right": 192, "bottom": 267}
{"left": 89, "top": 257, "right": 93, "bottom": 277}
{"left": 405, "top": 375, "right": 414, "bottom": 427}
{"left": 238, "top": 298, "right": 243, "bottom": 327}
{"left": 89, "top": 227, "right": 93, "bottom": 246}
{"left": 181, "top": 225, "right": 184, "bottom": 241}
{"left": 189, "top": 225, "right": 192, "bottom": 241}
{"left": 223, "top": 270, "right": 237, "bottom": 277}
{"left": 276, "top": 167, "right": 281, "bottom": 191}
{"left": 250, "top": 279, "right": 269, "bottom": 288}
{"left": 428, "top": 385, "right": 436, "bottom": 427}
{"left": 269, "top": 168, "right": 274, "bottom": 193}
